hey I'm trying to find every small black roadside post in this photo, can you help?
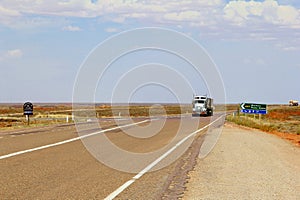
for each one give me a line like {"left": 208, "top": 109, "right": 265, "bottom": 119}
{"left": 23, "top": 102, "right": 33, "bottom": 125}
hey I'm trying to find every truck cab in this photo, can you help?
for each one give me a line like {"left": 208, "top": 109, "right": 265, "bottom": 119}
{"left": 192, "top": 95, "right": 214, "bottom": 116}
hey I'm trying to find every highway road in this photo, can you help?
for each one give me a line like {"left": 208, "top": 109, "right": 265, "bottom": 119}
{"left": 0, "top": 114, "right": 225, "bottom": 199}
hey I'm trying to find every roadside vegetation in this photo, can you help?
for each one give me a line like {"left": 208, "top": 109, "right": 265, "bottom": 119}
{"left": 0, "top": 103, "right": 244, "bottom": 130}
{"left": 0, "top": 104, "right": 193, "bottom": 129}
{"left": 0, "top": 104, "right": 73, "bottom": 129}
{"left": 226, "top": 105, "right": 300, "bottom": 145}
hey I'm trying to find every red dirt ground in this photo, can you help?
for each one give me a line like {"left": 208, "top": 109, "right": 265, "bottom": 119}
{"left": 269, "top": 131, "right": 300, "bottom": 147}
{"left": 266, "top": 108, "right": 300, "bottom": 121}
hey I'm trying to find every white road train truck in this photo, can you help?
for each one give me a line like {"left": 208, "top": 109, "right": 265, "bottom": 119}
{"left": 289, "top": 100, "right": 298, "bottom": 106}
{"left": 192, "top": 95, "right": 214, "bottom": 116}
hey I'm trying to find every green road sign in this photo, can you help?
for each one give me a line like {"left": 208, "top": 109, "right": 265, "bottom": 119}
{"left": 240, "top": 103, "right": 267, "bottom": 111}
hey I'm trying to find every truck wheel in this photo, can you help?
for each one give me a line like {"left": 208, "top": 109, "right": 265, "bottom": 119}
{"left": 207, "top": 109, "right": 213, "bottom": 116}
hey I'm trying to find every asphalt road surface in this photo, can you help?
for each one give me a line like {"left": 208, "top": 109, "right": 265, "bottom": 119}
{"left": 0, "top": 114, "right": 224, "bottom": 199}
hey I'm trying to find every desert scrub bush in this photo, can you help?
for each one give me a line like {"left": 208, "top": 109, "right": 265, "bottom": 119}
{"left": 297, "top": 128, "right": 300, "bottom": 135}
{"left": 266, "top": 107, "right": 300, "bottom": 121}
{"left": 129, "top": 106, "right": 148, "bottom": 116}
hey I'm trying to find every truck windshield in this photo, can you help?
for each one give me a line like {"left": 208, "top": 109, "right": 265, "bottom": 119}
{"left": 195, "top": 100, "right": 205, "bottom": 104}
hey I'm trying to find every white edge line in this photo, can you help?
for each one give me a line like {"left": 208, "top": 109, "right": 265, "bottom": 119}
{"left": 0, "top": 120, "right": 149, "bottom": 160}
{"left": 104, "top": 115, "right": 225, "bottom": 200}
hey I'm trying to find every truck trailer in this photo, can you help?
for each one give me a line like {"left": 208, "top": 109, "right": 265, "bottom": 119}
{"left": 289, "top": 100, "right": 299, "bottom": 106}
{"left": 192, "top": 95, "right": 214, "bottom": 116}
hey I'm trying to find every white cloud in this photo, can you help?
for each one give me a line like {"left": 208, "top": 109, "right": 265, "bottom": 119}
{"left": 62, "top": 25, "right": 82, "bottom": 31}
{"left": 0, "top": 0, "right": 299, "bottom": 27}
{"left": 275, "top": 42, "right": 300, "bottom": 51}
{"left": 164, "top": 11, "right": 201, "bottom": 22}
{"left": 243, "top": 57, "right": 266, "bottom": 65}
{"left": 0, "top": 0, "right": 299, "bottom": 43}
{"left": 0, "top": 5, "right": 21, "bottom": 26}
{"left": 0, "top": 0, "right": 223, "bottom": 24}
{"left": 0, "top": 49, "right": 23, "bottom": 61}
{"left": 105, "top": 27, "right": 119, "bottom": 33}
{"left": 6, "top": 49, "right": 23, "bottom": 58}
{"left": 224, "top": 0, "right": 300, "bottom": 27}
{"left": 282, "top": 46, "right": 298, "bottom": 51}
{"left": 0, "top": 5, "right": 20, "bottom": 17}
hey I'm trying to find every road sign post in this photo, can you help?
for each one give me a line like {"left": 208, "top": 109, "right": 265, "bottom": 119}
{"left": 23, "top": 102, "right": 33, "bottom": 125}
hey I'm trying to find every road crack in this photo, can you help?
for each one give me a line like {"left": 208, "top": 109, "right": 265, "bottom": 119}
{"left": 159, "top": 132, "right": 205, "bottom": 199}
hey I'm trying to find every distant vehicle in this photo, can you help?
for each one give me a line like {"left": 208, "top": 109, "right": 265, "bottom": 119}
{"left": 192, "top": 95, "right": 214, "bottom": 116}
{"left": 289, "top": 100, "right": 299, "bottom": 106}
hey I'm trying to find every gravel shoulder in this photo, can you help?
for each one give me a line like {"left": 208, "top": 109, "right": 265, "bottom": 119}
{"left": 184, "top": 123, "right": 300, "bottom": 200}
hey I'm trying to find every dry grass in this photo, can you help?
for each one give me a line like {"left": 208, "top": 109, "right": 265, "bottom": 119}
{"left": 0, "top": 104, "right": 192, "bottom": 129}
{"left": 227, "top": 105, "right": 300, "bottom": 135}
{"left": 0, "top": 103, "right": 235, "bottom": 130}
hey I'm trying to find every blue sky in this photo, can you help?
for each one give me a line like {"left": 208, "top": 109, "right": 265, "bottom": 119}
{"left": 0, "top": 0, "right": 300, "bottom": 104}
